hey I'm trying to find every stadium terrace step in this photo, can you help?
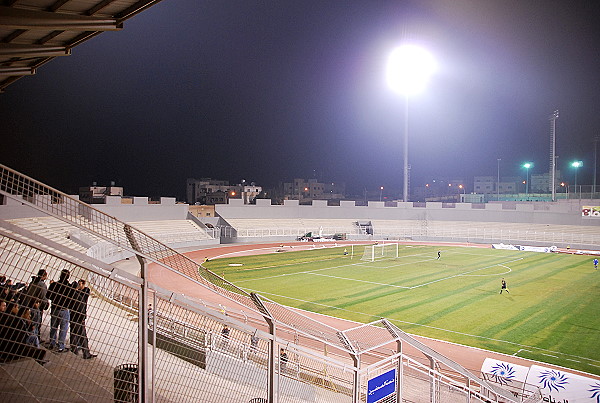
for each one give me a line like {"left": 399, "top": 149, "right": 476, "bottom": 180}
{"left": 0, "top": 362, "right": 35, "bottom": 400}
{"left": 44, "top": 349, "right": 113, "bottom": 402}
{"left": 0, "top": 357, "right": 83, "bottom": 402}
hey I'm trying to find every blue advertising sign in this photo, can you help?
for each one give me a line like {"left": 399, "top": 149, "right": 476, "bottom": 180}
{"left": 367, "top": 368, "right": 396, "bottom": 403}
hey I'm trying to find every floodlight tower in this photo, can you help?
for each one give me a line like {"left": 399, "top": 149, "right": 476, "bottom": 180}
{"left": 549, "top": 110, "right": 559, "bottom": 201}
{"left": 387, "top": 45, "right": 435, "bottom": 202}
{"left": 523, "top": 162, "right": 533, "bottom": 196}
{"left": 571, "top": 160, "right": 583, "bottom": 198}
{"left": 497, "top": 158, "right": 501, "bottom": 201}
{"left": 594, "top": 136, "right": 599, "bottom": 197}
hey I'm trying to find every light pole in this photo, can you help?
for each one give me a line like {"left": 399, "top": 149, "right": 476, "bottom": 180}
{"left": 523, "top": 162, "right": 533, "bottom": 197}
{"left": 387, "top": 45, "right": 435, "bottom": 202}
{"left": 594, "top": 136, "right": 599, "bottom": 198}
{"left": 571, "top": 161, "right": 583, "bottom": 198}
{"left": 497, "top": 158, "right": 501, "bottom": 201}
{"left": 379, "top": 186, "right": 384, "bottom": 202}
{"left": 549, "top": 110, "right": 559, "bottom": 201}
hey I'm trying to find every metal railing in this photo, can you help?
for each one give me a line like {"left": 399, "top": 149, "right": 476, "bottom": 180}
{"left": 0, "top": 164, "right": 538, "bottom": 402}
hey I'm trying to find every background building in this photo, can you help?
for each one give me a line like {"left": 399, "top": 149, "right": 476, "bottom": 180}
{"left": 79, "top": 182, "right": 123, "bottom": 204}
{"left": 283, "top": 178, "right": 345, "bottom": 202}
{"left": 187, "top": 178, "right": 262, "bottom": 205}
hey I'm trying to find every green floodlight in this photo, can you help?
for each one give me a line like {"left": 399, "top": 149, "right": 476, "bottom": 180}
{"left": 571, "top": 161, "right": 583, "bottom": 197}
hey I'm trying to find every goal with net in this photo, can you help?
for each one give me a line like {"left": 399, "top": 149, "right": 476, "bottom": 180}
{"left": 360, "top": 243, "right": 399, "bottom": 262}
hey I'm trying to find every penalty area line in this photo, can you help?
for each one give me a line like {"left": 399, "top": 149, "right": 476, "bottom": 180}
{"left": 307, "top": 272, "right": 411, "bottom": 289}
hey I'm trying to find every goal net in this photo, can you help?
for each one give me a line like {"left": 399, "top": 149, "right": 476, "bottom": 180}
{"left": 360, "top": 243, "right": 399, "bottom": 262}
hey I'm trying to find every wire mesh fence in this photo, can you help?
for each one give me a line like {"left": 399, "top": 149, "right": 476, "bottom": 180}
{"left": 0, "top": 229, "right": 363, "bottom": 402}
{"left": 0, "top": 233, "right": 139, "bottom": 402}
{"left": 0, "top": 164, "right": 541, "bottom": 402}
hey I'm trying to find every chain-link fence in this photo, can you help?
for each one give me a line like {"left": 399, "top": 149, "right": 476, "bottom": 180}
{"left": 0, "top": 163, "right": 540, "bottom": 402}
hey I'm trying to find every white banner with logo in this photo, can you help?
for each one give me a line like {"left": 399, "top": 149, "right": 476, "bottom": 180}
{"left": 482, "top": 358, "right": 600, "bottom": 402}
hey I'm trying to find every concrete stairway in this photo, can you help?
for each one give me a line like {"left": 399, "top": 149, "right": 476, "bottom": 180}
{"left": 0, "top": 348, "right": 114, "bottom": 402}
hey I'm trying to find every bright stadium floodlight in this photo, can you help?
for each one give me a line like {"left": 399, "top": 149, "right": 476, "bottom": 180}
{"left": 522, "top": 162, "right": 533, "bottom": 196}
{"left": 387, "top": 44, "right": 436, "bottom": 203}
{"left": 387, "top": 45, "right": 436, "bottom": 96}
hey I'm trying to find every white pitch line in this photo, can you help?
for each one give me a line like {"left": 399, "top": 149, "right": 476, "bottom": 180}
{"left": 513, "top": 348, "right": 531, "bottom": 356}
{"left": 461, "top": 265, "right": 512, "bottom": 277}
{"left": 409, "top": 257, "right": 523, "bottom": 289}
{"left": 235, "top": 272, "right": 305, "bottom": 283}
{"left": 308, "top": 272, "right": 411, "bottom": 289}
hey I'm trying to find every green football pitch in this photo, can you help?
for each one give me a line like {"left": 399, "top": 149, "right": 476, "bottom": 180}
{"left": 204, "top": 244, "right": 600, "bottom": 375}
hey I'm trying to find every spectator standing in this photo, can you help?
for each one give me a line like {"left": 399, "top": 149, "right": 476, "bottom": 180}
{"left": 148, "top": 304, "right": 154, "bottom": 327}
{"left": 280, "top": 348, "right": 288, "bottom": 372}
{"left": 70, "top": 279, "right": 96, "bottom": 359}
{"left": 221, "top": 324, "right": 230, "bottom": 350}
{"left": 250, "top": 332, "right": 259, "bottom": 352}
{"left": 47, "top": 269, "right": 74, "bottom": 352}
{"left": 21, "top": 269, "right": 49, "bottom": 338}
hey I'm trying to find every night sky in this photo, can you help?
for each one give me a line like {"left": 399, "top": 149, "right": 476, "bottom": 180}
{"left": 2, "top": 0, "right": 599, "bottom": 200}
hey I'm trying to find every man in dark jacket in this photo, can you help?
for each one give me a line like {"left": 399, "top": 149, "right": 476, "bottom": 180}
{"left": 47, "top": 269, "right": 74, "bottom": 352}
{"left": 69, "top": 279, "right": 96, "bottom": 359}
{"left": 21, "top": 269, "right": 49, "bottom": 340}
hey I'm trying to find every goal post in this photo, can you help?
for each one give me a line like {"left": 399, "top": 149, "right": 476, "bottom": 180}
{"left": 360, "top": 243, "right": 399, "bottom": 262}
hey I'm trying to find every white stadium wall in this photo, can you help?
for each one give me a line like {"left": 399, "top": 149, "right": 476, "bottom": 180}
{"left": 93, "top": 196, "right": 189, "bottom": 222}
{"left": 216, "top": 199, "right": 599, "bottom": 226}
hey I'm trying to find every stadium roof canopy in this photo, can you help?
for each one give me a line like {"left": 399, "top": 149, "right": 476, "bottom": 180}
{"left": 0, "top": 0, "right": 164, "bottom": 93}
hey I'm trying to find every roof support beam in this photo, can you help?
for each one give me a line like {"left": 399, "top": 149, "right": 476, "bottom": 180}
{"left": 0, "top": 6, "right": 122, "bottom": 31}
{"left": 47, "top": 0, "right": 72, "bottom": 13}
{"left": 0, "top": 66, "right": 35, "bottom": 76}
{"left": 0, "top": 43, "right": 70, "bottom": 57}
{"left": 115, "top": 0, "right": 164, "bottom": 20}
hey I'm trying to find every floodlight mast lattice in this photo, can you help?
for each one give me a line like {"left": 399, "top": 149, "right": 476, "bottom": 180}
{"left": 549, "top": 110, "right": 559, "bottom": 201}
{"left": 497, "top": 158, "right": 501, "bottom": 201}
{"left": 387, "top": 45, "right": 435, "bottom": 202}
